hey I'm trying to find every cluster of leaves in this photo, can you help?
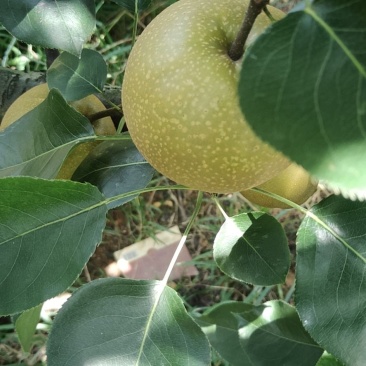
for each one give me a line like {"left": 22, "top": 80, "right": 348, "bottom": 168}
{"left": 0, "top": 0, "right": 365, "bottom": 365}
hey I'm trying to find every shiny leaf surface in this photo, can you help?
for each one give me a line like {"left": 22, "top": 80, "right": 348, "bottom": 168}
{"left": 296, "top": 195, "right": 366, "bottom": 366}
{"left": 47, "top": 278, "right": 210, "bottom": 365}
{"left": 239, "top": 0, "right": 366, "bottom": 199}
{"left": 0, "top": 0, "right": 95, "bottom": 56}
{"left": 48, "top": 49, "right": 107, "bottom": 101}
{"left": 214, "top": 212, "right": 290, "bottom": 285}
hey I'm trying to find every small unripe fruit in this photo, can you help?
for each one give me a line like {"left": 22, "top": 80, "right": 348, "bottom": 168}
{"left": 241, "top": 163, "right": 318, "bottom": 209}
{"left": 1, "top": 83, "right": 116, "bottom": 179}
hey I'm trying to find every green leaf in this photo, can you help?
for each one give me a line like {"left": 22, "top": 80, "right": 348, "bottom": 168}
{"left": 296, "top": 195, "right": 366, "bottom": 366}
{"left": 13, "top": 304, "right": 42, "bottom": 352}
{"left": 47, "top": 278, "right": 210, "bottom": 365}
{"left": 0, "top": 0, "right": 95, "bottom": 56}
{"left": 73, "top": 139, "right": 155, "bottom": 209}
{"left": 197, "top": 301, "right": 254, "bottom": 366}
{"left": 236, "top": 300, "right": 323, "bottom": 366}
{"left": 112, "top": 0, "right": 152, "bottom": 12}
{"left": 214, "top": 212, "right": 290, "bottom": 285}
{"left": 316, "top": 352, "right": 345, "bottom": 366}
{"left": 238, "top": 0, "right": 366, "bottom": 200}
{"left": 0, "top": 177, "right": 107, "bottom": 315}
{"left": 197, "top": 300, "right": 323, "bottom": 366}
{"left": 0, "top": 89, "right": 95, "bottom": 179}
{"left": 47, "top": 49, "right": 107, "bottom": 101}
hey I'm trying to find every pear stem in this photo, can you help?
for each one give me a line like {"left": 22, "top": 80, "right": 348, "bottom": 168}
{"left": 228, "top": 0, "right": 270, "bottom": 61}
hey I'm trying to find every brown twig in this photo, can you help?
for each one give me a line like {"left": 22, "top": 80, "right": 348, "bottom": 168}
{"left": 263, "top": 5, "right": 276, "bottom": 21}
{"left": 228, "top": 0, "right": 270, "bottom": 61}
{"left": 88, "top": 106, "right": 123, "bottom": 123}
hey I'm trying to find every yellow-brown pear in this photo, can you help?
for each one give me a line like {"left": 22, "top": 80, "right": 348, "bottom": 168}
{"left": 241, "top": 163, "right": 318, "bottom": 209}
{"left": 122, "top": 0, "right": 290, "bottom": 193}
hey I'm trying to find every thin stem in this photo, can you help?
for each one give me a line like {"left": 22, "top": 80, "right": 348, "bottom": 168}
{"left": 116, "top": 116, "right": 126, "bottom": 134}
{"left": 104, "top": 184, "right": 189, "bottom": 207}
{"left": 251, "top": 187, "right": 306, "bottom": 213}
{"left": 251, "top": 187, "right": 366, "bottom": 264}
{"left": 83, "top": 265, "right": 91, "bottom": 282}
{"left": 131, "top": 0, "right": 139, "bottom": 48}
{"left": 162, "top": 191, "right": 203, "bottom": 284}
{"left": 263, "top": 6, "right": 276, "bottom": 22}
{"left": 1, "top": 183, "right": 191, "bottom": 248}
{"left": 94, "top": 134, "right": 131, "bottom": 141}
{"left": 228, "top": 0, "right": 270, "bottom": 61}
{"left": 135, "top": 191, "right": 203, "bottom": 365}
{"left": 88, "top": 106, "right": 122, "bottom": 123}
{"left": 1, "top": 36, "right": 16, "bottom": 67}
{"left": 212, "top": 195, "right": 229, "bottom": 220}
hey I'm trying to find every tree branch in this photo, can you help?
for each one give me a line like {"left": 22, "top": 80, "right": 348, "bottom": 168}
{"left": 89, "top": 106, "right": 123, "bottom": 123}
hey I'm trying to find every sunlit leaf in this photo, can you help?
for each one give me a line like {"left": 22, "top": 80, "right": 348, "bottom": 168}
{"left": 0, "top": 89, "right": 95, "bottom": 179}
{"left": 197, "top": 301, "right": 254, "bottom": 366}
{"left": 236, "top": 300, "right": 323, "bottom": 366}
{"left": 214, "top": 212, "right": 290, "bottom": 285}
{"left": 316, "top": 351, "right": 344, "bottom": 366}
{"left": 13, "top": 304, "right": 43, "bottom": 352}
{"left": 47, "top": 278, "right": 210, "bottom": 365}
{"left": 296, "top": 195, "right": 366, "bottom": 366}
{"left": 48, "top": 50, "right": 107, "bottom": 101}
{"left": 197, "top": 300, "right": 322, "bottom": 366}
{"left": 239, "top": 0, "right": 366, "bottom": 200}
{"left": 0, "top": 0, "right": 95, "bottom": 56}
{"left": 0, "top": 178, "right": 107, "bottom": 315}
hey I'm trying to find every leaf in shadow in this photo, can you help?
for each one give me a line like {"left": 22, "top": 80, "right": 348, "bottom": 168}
{"left": 0, "top": 89, "right": 95, "bottom": 179}
{"left": 47, "top": 49, "right": 107, "bottom": 101}
{"left": 239, "top": 0, "right": 366, "bottom": 199}
{"left": 214, "top": 212, "right": 290, "bottom": 285}
{"left": 196, "top": 301, "right": 254, "bottom": 366}
{"left": 0, "top": 177, "right": 107, "bottom": 315}
{"left": 72, "top": 138, "right": 155, "bottom": 209}
{"left": 296, "top": 194, "right": 366, "bottom": 366}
